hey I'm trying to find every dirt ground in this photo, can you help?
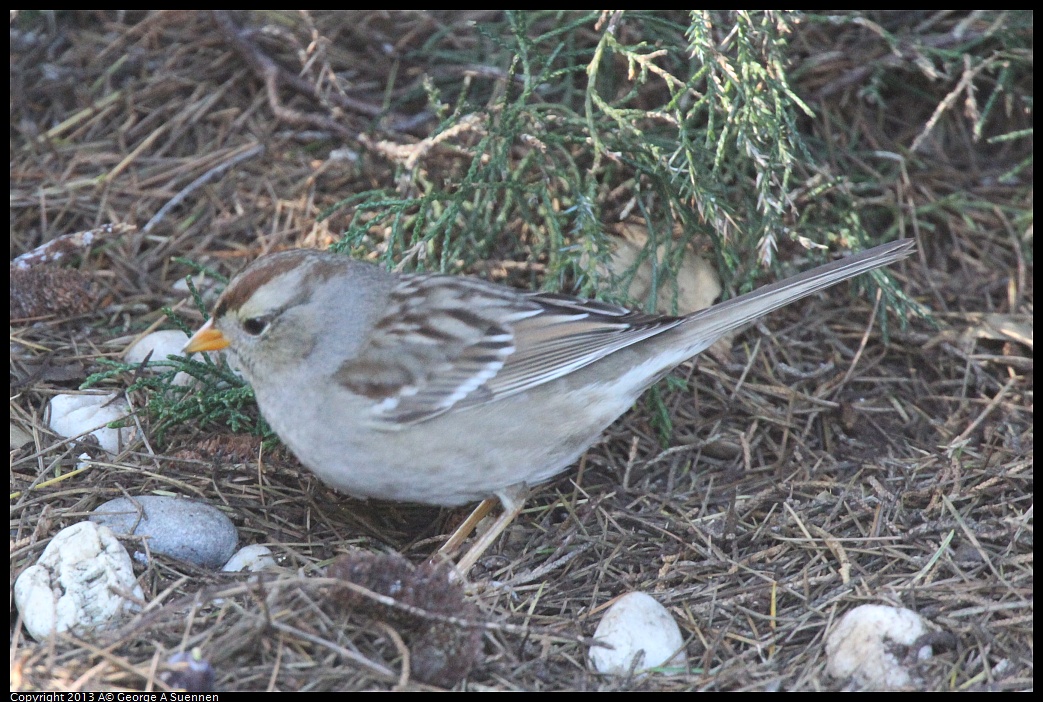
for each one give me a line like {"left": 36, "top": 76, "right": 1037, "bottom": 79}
{"left": 10, "top": 11, "right": 1032, "bottom": 691}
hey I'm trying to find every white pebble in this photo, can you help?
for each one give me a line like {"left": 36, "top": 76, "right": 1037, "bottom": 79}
{"left": 124, "top": 329, "right": 207, "bottom": 386}
{"left": 588, "top": 592, "right": 687, "bottom": 675}
{"left": 14, "top": 522, "right": 144, "bottom": 641}
{"left": 48, "top": 392, "right": 135, "bottom": 454}
{"left": 124, "top": 329, "right": 190, "bottom": 365}
{"left": 222, "top": 544, "right": 276, "bottom": 573}
{"left": 825, "top": 604, "right": 930, "bottom": 690}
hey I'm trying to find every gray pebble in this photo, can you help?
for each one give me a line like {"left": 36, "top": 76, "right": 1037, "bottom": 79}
{"left": 90, "top": 496, "right": 239, "bottom": 569}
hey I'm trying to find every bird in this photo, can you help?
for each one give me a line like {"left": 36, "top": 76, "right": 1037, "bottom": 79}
{"left": 184, "top": 238, "right": 914, "bottom": 572}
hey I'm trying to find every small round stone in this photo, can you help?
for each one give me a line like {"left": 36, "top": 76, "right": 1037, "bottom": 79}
{"left": 222, "top": 544, "right": 276, "bottom": 572}
{"left": 825, "top": 604, "right": 930, "bottom": 690}
{"left": 124, "top": 329, "right": 190, "bottom": 366}
{"left": 48, "top": 392, "right": 135, "bottom": 454}
{"left": 90, "top": 496, "right": 239, "bottom": 569}
{"left": 588, "top": 592, "right": 687, "bottom": 675}
{"left": 14, "top": 522, "right": 144, "bottom": 640}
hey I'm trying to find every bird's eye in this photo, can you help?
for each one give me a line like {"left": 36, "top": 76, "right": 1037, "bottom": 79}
{"left": 242, "top": 317, "right": 269, "bottom": 336}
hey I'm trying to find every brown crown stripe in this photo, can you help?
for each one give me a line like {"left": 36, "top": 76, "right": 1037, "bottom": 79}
{"left": 214, "top": 251, "right": 345, "bottom": 318}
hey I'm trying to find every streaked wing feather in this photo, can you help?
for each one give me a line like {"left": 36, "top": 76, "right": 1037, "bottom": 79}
{"left": 475, "top": 295, "right": 684, "bottom": 398}
{"left": 337, "top": 277, "right": 683, "bottom": 425}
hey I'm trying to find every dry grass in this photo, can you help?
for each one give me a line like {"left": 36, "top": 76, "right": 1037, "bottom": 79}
{"left": 11, "top": 11, "right": 1032, "bottom": 691}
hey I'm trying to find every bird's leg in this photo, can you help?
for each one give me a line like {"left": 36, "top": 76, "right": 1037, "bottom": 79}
{"left": 439, "top": 498, "right": 497, "bottom": 557}
{"left": 438, "top": 483, "right": 529, "bottom": 573}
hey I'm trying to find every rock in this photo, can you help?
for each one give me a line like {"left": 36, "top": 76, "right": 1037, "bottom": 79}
{"left": 825, "top": 604, "right": 931, "bottom": 690}
{"left": 11, "top": 423, "right": 33, "bottom": 449}
{"left": 588, "top": 592, "right": 687, "bottom": 675}
{"left": 590, "top": 221, "right": 720, "bottom": 316}
{"left": 48, "top": 392, "right": 135, "bottom": 454}
{"left": 124, "top": 329, "right": 190, "bottom": 366}
{"left": 161, "top": 649, "right": 216, "bottom": 692}
{"left": 90, "top": 496, "right": 239, "bottom": 569}
{"left": 222, "top": 544, "right": 275, "bottom": 573}
{"left": 14, "top": 522, "right": 144, "bottom": 641}
{"left": 123, "top": 329, "right": 201, "bottom": 386}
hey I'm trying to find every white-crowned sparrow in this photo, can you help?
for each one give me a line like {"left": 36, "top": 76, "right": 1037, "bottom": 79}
{"left": 185, "top": 239, "right": 914, "bottom": 570}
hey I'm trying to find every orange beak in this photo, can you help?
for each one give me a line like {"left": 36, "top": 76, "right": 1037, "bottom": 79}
{"left": 184, "top": 319, "right": 231, "bottom": 353}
